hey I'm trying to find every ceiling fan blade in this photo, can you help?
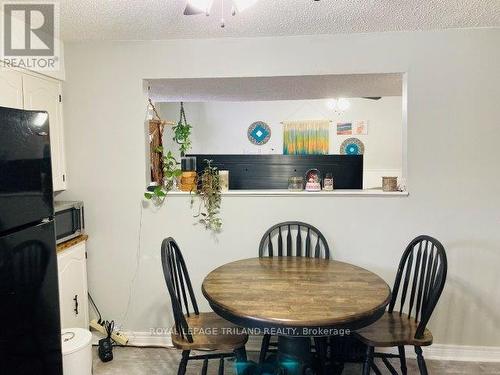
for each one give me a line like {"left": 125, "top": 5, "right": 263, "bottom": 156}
{"left": 362, "top": 97, "right": 382, "bottom": 100}
{"left": 184, "top": 4, "right": 205, "bottom": 15}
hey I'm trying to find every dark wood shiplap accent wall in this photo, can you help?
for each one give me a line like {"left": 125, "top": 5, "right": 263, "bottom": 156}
{"left": 187, "top": 154, "right": 363, "bottom": 190}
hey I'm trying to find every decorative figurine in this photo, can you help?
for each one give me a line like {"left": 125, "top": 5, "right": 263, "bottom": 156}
{"left": 305, "top": 169, "right": 322, "bottom": 192}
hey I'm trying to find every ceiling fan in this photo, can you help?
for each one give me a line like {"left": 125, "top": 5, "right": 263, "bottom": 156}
{"left": 184, "top": 0, "right": 258, "bottom": 16}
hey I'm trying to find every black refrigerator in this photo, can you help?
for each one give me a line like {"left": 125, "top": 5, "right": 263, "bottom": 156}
{"left": 0, "top": 106, "right": 63, "bottom": 374}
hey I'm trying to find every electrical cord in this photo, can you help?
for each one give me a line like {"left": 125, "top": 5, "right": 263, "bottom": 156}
{"left": 88, "top": 201, "right": 144, "bottom": 345}
{"left": 120, "top": 201, "right": 144, "bottom": 326}
{"left": 104, "top": 320, "right": 114, "bottom": 339}
{"left": 88, "top": 292, "right": 103, "bottom": 324}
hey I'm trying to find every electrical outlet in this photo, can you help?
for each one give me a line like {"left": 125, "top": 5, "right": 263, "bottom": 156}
{"left": 89, "top": 319, "right": 129, "bottom": 346}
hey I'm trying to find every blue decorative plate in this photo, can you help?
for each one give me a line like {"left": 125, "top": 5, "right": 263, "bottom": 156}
{"left": 248, "top": 121, "right": 271, "bottom": 145}
{"left": 340, "top": 138, "right": 365, "bottom": 155}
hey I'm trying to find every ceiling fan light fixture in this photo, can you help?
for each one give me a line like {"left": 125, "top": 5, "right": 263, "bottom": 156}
{"left": 337, "top": 98, "right": 351, "bottom": 111}
{"left": 326, "top": 98, "right": 351, "bottom": 113}
{"left": 184, "top": 0, "right": 214, "bottom": 15}
{"left": 326, "top": 99, "right": 338, "bottom": 110}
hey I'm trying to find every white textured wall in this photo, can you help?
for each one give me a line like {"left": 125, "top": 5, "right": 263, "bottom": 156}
{"left": 159, "top": 98, "right": 403, "bottom": 188}
{"left": 59, "top": 29, "right": 500, "bottom": 347}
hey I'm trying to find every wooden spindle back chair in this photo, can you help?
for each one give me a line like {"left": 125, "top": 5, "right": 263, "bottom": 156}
{"left": 160, "top": 237, "right": 199, "bottom": 343}
{"left": 389, "top": 235, "right": 447, "bottom": 339}
{"left": 355, "top": 235, "right": 448, "bottom": 375}
{"left": 258, "top": 222, "right": 331, "bottom": 366}
{"left": 259, "top": 221, "right": 330, "bottom": 259}
{"left": 160, "top": 237, "right": 248, "bottom": 375}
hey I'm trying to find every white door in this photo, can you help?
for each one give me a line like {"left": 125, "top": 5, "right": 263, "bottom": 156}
{"left": 57, "top": 242, "right": 89, "bottom": 329}
{"left": 0, "top": 69, "right": 23, "bottom": 109}
{"left": 22, "top": 74, "right": 67, "bottom": 191}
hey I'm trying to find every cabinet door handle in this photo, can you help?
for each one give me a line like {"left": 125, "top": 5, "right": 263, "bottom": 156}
{"left": 73, "top": 295, "right": 79, "bottom": 315}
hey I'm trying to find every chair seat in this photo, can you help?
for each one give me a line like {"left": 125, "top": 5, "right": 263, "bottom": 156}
{"left": 354, "top": 312, "right": 433, "bottom": 347}
{"left": 171, "top": 312, "right": 248, "bottom": 351}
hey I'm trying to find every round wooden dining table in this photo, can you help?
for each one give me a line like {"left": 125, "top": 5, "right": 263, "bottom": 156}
{"left": 202, "top": 257, "right": 391, "bottom": 375}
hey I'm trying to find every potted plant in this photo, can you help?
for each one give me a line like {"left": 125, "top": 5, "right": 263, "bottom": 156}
{"left": 144, "top": 148, "right": 182, "bottom": 200}
{"left": 173, "top": 102, "right": 192, "bottom": 157}
{"left": 192, "top": 160, "right": 222, "bottom": 232}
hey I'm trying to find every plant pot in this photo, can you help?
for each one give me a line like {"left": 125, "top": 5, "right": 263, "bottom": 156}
{"left": 180, "top": 171, "right": 197, "bottom": 192}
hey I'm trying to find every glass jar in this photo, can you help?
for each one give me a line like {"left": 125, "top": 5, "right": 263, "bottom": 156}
{"left": 382, "top": 177, "right": 398, "bottom": 192}
{"left": 288, "top": 176, "right": 304, "bottom": 191}
{"left": 323, "top": 173, "right": 334, "bottom": 191}
{"left": 219, "top": 170, "right": 229, "bottom": 192}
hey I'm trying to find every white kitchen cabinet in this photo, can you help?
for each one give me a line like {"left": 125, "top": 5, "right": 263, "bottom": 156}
{"left": 22, "top": 74, "right": 67, "bottom": 191}
{"left": 0, "top": 69, "right": 24, "bottom": 109}
{"left": 57, "top": 241, "right": 89, "bottom": 330}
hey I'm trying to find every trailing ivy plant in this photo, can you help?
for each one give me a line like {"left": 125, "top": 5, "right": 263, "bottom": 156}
{"left": 144, "top": 148, "right": 182, "bottom": 200}
{"left": 172, "top": 102, "right": 192, "bottom": 157}
{"left": 191, "top": 160, "right": 222, "bottom": 232}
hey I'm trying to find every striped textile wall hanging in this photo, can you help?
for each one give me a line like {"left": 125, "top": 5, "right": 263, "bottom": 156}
{"left": 283, "top": 120, "right": 330, "bottom": 155}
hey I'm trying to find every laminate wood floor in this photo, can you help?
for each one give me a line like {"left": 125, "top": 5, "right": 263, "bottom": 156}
{"left": 93, "top": 347, "right": 500, "bottom": 374}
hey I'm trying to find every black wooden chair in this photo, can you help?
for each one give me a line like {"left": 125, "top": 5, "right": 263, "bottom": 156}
{"left": 354, "top": 235, "right": 448, "bottom": 375}
{"left": 161, "top": 237, "right": 248, "bottom": 375}
{"left": 258, "top": 222, "right": 330, "bottom": 368}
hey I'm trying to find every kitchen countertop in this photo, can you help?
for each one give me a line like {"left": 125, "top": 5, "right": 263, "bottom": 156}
{"left": 57, "top": 234, "right": 88, "bottom": 253}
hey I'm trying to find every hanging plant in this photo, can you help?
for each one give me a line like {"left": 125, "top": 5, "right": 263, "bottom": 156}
{"left": 144, "top": 148, "right": 182, "bottom": 200}
{"left": 172, "top": 102, "right": 192, "bottom": 157}
{"left": 191, "top": 160, "right": 222, "bottom": 232}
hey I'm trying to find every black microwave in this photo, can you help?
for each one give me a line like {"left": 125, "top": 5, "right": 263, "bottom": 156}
{"left": 54, "top": 201, "right": 85, "bottom": 244}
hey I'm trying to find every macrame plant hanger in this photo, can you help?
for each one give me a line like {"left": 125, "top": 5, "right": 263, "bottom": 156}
{"left": 147, "top": 94, "right": 174, "bottom": 185}
{"left": 173, "top": 102, "right": 191, "bottom": 157}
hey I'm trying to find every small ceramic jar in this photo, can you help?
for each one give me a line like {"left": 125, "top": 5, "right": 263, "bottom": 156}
{"left": 323, "top": 173, "right": 334, "bottom": 191}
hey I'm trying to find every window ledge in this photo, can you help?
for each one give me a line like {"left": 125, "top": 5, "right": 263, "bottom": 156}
{"left": 165, "top": 189, "right": 409, "bottom": 197}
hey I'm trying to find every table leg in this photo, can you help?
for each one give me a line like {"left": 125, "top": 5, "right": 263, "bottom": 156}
{"left": 277, "top": 336, "right": 314, "bottom": 375}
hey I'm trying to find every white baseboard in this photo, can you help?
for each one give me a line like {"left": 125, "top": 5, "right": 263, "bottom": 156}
{"left": 405, "top": 344, "right": 500, "bottom": 363}
{"left": 125, "top": 331, "right": 173, "bottom": 347}
{"left": 111, "top": 333, "right": 500, "bottom": 363}
{"left": 91, "top": 330, "right": 174, "bottom": 348}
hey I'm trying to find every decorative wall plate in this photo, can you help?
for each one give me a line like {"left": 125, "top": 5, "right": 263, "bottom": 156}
{"left": 248, "top": 121, "right": 271, "bottom": 145}
{"left": 340, "top": 138, "right": 365, "bottom": 155}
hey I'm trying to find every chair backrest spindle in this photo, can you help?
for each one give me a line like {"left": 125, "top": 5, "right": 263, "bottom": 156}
{"left": 286, "top": 225, "right": 292, "bottom": 256}
{"left": 305, "top": 228, "right": 311, "bottom": 257}
{"left": 296, "top": 225, "right": 303, "bottom": 257}
{"left": 277, "top": 227, "right": 283, "bottom": 256}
